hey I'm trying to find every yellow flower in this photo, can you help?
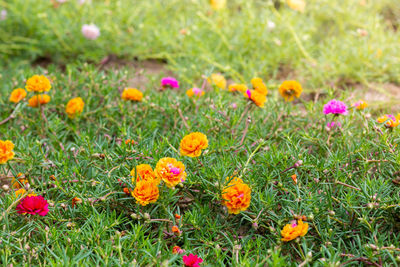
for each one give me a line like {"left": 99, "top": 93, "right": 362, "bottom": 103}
{"left": 121, "top": 88, "right": 143, "bottom": 101}
{"left": 132, "top": 180, "right": 159, "bottom": 206}
{"left": 287, "top": 0, "right": 306, "bottom": 12}
{"left": 377, "top": 114, "right": 400, "bottom": 128}
{"left": 179, "top": 132, "right": 209, "bottom": 157}
{"left": 278, "top": 80, "right": 303, "bottom": 102}
{"left": 0, "top": 140, "right": 15, "bottom": 164}
{"left": 208, "top": 74, "right": 226, "bottom": 90}
{"left": 352, "top": 100, "right": 368, "bottom": 110}
{"left": 281, "top": 219, "right": 309, "bottom": 241}
{"left": 65, "top": 97, "right": 84, "bottom": 118}
{"left": 11, "top": 173, "right": 27, "bottom": 189}
{"left": 130, "top": 164, "right": 160, "bottom": 184}
{"left": 222, "top": 177, "right": 251, "bottom": 214}
{"left": 186, "top": 88, "right": 205, "bottom": 98}
{"left": 15, "top": 188, "right": 26, "bottom": 198}
{"left": 228, "top": 84, "right": 248, "bottom": 93}
{"left": 9, "top": 88, "right": 27, "bottom": 103}
{"left": 28, "top": 94, "right": 51, "bottom": 108}
{"left": 155, "top": 157, "right": 187, "bottom": 188}
{"left": 210, "top": 0, "right": 226, "bottom": 10}
{"left": 25, "top": 75, "right": 51, "bottom": 92}
{"left": 244, "top": 90, "right": 267, "bottom": 107}
{"left": 251, "top": 77, "right": 268, "bottom": 96}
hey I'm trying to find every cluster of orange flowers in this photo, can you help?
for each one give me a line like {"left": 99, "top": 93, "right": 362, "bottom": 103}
{"left": 127, "top": 132, "right": 207, "bottom": 206}
{"left": 9, "top": 75, "right": 85, "bottom": 118}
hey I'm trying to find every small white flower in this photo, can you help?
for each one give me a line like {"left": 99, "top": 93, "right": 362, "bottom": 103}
{"left": 81, "top": 24, "right": 100, "bottom": 40}
{"left": 267, "top": 20, "right": 275, "bottom": 30}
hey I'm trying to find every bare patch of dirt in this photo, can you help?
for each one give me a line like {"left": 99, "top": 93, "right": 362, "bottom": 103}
{"left": 351, "top": 83, "right": 400, "bottom": 111}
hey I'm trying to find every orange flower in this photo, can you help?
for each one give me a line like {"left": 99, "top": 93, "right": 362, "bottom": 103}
{"left": 125, "top": 139, "right": 135, "bottom": 145}
{"left": 175, "top": 214, "right": 181, "bottom": 219}
{"left": 186, "top": 88, "right": 205, "bottom": 98}
{"left": 279, "top": 81, "right": 302, "bottom": 102}
{"left": 179, "top": 132, "right": 208, "bottom": 157}
{"left": 155, "top": 157, "right": 187, "bottom": 188}
{"left": 291, "top": 174, "right": 298, "bottom": 185}
{"left": 130, "top": 164, "right": 159, "bottom": 184}
{"left": 15, "top": 189, "right": 36, "bottom": 198}
{"left": 11, "top": 173, "right": 27, "bottom": 189}
{"left": 244, "top": 89, "right": 267, "bottom": 107}
{"left": 72, "top": 197, "right": 82, "bottom": 207}
{"left": 0, "top": 140, "right": 15, "bottom": 164}
{"left": 9, "top": 88, "right": 27, "bottom": 103}
{"left": 222, "top": 177, "right": 251, "bottom": 214}
{"left": 121, "top": 88, "right": 143, "bottom": 102}
{"left": 208, "top": 73, "right": 226, "bottom": 90}
{"left": 228, "top": 84, "right": 248, "bottom": 93}
{"left": 172, "top": 225, "right": 180, "bottom": 234}
{"left": 352, "top": 100, "right": 368, "bottom": 110}
{"left": 287, "top": 0, "right": 306, "bottom": 12}
{"left": 172, "top": 245, "right": 184, "bottom": 254}
{"left": 28, "top": 94, "right": 51, "bottom": 107}
{"left": 251, "top": 77, "right": 268, "bottom": 96}
{"left": 25, "top": 75, "right": 51, "bottom": 92}
{"left": 377, "top": 114, "right": 400, "bottom": 128}
{"left": 131, "top": 180, "right": 159, "bottom": 206}
{"left": 65, "top": 97, "right": 84, "bottom": 118}
{"left": 281, "top": 219, "right": 309, "bottom": 241}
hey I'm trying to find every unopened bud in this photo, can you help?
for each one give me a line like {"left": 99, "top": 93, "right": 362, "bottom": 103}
{"left": 2, "top": 185, "right": 9, "bottom": 191}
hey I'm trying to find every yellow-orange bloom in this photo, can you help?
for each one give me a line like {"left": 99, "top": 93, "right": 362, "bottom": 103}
{"left": 25, "top": 75, "right": 51, "bottom": 92}
{"left": 65, "top": 97, "right": 84, "bottom": 118}
{"left": 155, "top": 157, "right": 187, "bottom": 188}
{"left": 125, "top": 139, "right": 136, "bottom": 145}
{"left": 12, "top": 173, "right": 27, "bottom": 189}
{"left": 208, "top": 74, "right": 227, "bottom": 90}
{"left": 172, "top": 225, "right": 181, "bottom": 234}
{"left": 210, "top": 0, "right": 226, "bottom": 10}
{"left": 0, "top": 140, "right": 15, "bottom": 164}
{"left": 251, "top": 77, "right": 268, "bottom": 96}
{"left": 72, "top": 197, "right": 82, "bottom": 207}
{"left": 28, "top": 94, "right": 51, "bottom": 107}
{"left": 228, "top": 84, "right": 248, "bottom": 93}
{"left": 222, "top": 177, "right": 251, "bottom": 214}
{"left": 352, "top": 100, "right": 368, "bottom": 110}
{"left": 122, "top": 88, "right": 143, "bottom": 102}
{"left": 244, "top": 90, "right": 267, "bottom": 107}
{"left": 377, "top": 114, "right": 400, "bottom": 128}
{"left": 281, "top": 219, "right": 309, "bottom": 241}
{"left": 287, "top": 0, "right": 306, "bottom": 12}
{"left": 131, "top": 180, "right": 159, "bottom": 206}
{"left": 278, "top": 80, "right": 302, "bottom": 102}
{"left": 9, "top": 88, "right": 27, "bottom": 103}
{"left": 15, "top": 189, "right": 36, "bottom": 198}
{"left": 179, "top": 132, "right": 208, "bottom": 157}
{"left": 130, "top": 164, "right": 159, "bottom": 184}
{"left": 186, "top": 88, "right": 205, "bottom": 98}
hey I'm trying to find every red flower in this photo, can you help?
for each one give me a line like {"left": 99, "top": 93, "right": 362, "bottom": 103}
{"left": 183, "top": 254, "right": 203, "bottom": 267}
{"left": 16, "top": 195, "right": 49, "bottom": 216}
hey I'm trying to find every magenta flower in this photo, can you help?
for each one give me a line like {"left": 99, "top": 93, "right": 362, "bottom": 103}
{"left": 323, "top": 99, "right": 348, "bottom": 115}
{"left": 161, "top": 77, "right": 179, "bottom": 89}
{"left": 183, "top": 254, "right": 203, "bottom": 267}
{"left": 16, "top": 195, "right": 49, "bottom": 216}
{"left": 246, "top": 89, "right": 252, "bottom": 99}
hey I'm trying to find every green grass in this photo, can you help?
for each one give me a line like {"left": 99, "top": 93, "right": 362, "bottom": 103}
{"left": 1, "top": 0, "right": 400, "bottom": 266}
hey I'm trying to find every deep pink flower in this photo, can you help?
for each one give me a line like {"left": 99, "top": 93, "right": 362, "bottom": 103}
{"left": 16, "top": 195, "right": 49, "bottom": 216}
{"left": 323, "top": 99, "right": 348, "bottom": 115}
{"left": 183, "top": 254, "right": 203, "bottom": 267}
{"left": 246, "top": 89, "right": 251, "bottom": 99}
{"left": 161, "top": 77, "right": 179, "bottom": 89}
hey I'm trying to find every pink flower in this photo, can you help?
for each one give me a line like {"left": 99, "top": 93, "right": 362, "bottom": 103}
{"left": 16, "top": 195, "right": 49, "bottom": 216}
{"left": 161, "top": 77, "right": 179, "bottom": 89}
{"left": 183, "top": 254, "right": 203, "bottom": 267}
{"left": 246, "top": 89, "right": 251, "bottom": 99}
{"left": 326, "top": 121, "right": 341, "bottom": 129}
{"left": 231, "top": 103, "right": 237, "bottom": 109}
{"left": 81, "top": 24, "right": 100, "bottom": 40}
{"left": 192, "top": 88, "right": 203, "bottom": 96}
{"left": 323, "top": 99, "right": 348, "bottom": 115}
{"left": 0, "top": 10, "right": 7, "bottom": 21}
